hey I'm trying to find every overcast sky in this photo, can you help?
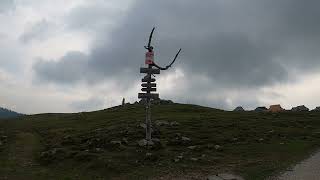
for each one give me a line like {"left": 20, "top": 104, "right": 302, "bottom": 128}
{"left": 0, "top": 0, "right": 320, "bottom": 114}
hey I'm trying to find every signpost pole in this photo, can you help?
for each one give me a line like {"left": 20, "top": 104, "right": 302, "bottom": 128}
{"left": 139, "top": 27, "right": 181, "bottom": 146}
{"left": 146, "top": 67, "right": 152, "bottom": 142}
{"left": 146, "top": 96, "right": 151, "bottom": 141}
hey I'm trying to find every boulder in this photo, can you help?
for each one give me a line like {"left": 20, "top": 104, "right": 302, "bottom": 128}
{"left": 233, "top": 106, "right": 245, "bottom": 112}
{"left": 291, "top": 105, "right": 309, "bottom": 112}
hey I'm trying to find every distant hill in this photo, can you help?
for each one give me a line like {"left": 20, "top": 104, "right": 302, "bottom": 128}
{"left": 0, "top": 107, "right": 23, "bottom": 119}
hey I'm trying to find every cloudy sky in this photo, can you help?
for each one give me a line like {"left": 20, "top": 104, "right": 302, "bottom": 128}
{"left": 0, "top": 0, "right": 320, "bottom": 114}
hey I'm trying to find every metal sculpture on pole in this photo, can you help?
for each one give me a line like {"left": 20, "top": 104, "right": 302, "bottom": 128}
{"left": 138, "top": 27, "right": 181, "bottom": 144}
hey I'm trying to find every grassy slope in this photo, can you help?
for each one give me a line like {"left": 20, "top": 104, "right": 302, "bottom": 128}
{"left": 1, "top": 103, "right": 320, "bottom": 180}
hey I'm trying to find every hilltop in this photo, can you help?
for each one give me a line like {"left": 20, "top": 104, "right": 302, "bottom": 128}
{"left": 1, "top": 103, "right": 320, "bottom": 180}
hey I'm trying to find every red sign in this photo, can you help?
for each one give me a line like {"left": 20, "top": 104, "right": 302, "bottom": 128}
{"left": 145, "top": 51, "right": 154, "bottom": 64}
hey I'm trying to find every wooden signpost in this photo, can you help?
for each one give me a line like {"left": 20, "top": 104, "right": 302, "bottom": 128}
{"left": 138, "top": 27, "right": 181, "bottom": 144}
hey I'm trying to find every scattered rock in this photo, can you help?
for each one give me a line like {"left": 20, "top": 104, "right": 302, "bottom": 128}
{"left": 218, "top": 173, "right": 244, "bottom": 180}
{"left": 155, "top": 120, "right": 169, "bottom": 126}
{"left": 40, "top": 148, "right": 67, "bottom": 163}
{"left": 268, "top": 130, "right": 274, "bottom": 133}
{"left": 177, "top": 155, "right": 183, "bottom": 159}
{"left": 122, "top": 137, "right": 128, "bottom": 144}
{"left": 110, "top": 140, "right": 122, "bottom": 145}
{"left": 149, "top": 138, "right": 162, "bottom": 149}
{"left": 258, "top": 138, "right": 264, "bottom": 142}
{"left": 93, "top": 128, "right": 103, "bottom": 132}
{"left": 190, "top": 157, "right": 198, "bottom": 161}
{"left": 61, "top": 135, "right": 75, "bottom": 145}
{"left": 138, "top": 139, "right": 148, "bottom": 147}
{"left": 170, "top": 121, "right": 180, "bottom": 126}
{"left": 94, "top": 148, "right": 103, "bottom": 152}
{"left": 139, "top": 123, "right": 147, "bottom": 129}
{"left": 291, "top": 105, "right": 309, "bottom": 112}
{"left": 207, "top": 144, "right": 214, "bottom": 149}
{"left": 173, "top": 158, "right": 180, "bottom": 162}
{"left": 232, "top": 138, "right": 238, "bottom": 142}
{"left": 233, "top": 106, "right": 245, "bottom": 112}
{"left": 207, "top": 175, "right": 224, "bottom": 180}
{"left": 187, "top": 145, "right": 197, "bottom": 150}
{"left": 214, "top": 145, "right": 222, "bottom": 151}
{"left": 74, "top": 151, "right": 98, "bottom": 162}
{"left": 0, "top": 141, "right": 3, "bottom": 146}
{"left": 137, "top": 139, "right": 155, "bottom": 147}
{"left": 181, "top": 136, "right": 191, "bottom": 142}
{"left": 145, "top": 152, "right": 158, "bottom": 161}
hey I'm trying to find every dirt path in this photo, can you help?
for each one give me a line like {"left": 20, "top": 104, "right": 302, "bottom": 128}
{"left": 270, "top": 151, "right": 320, "bottom": 180}
{"left": 0, "top": 132, "right": 42, "bottom": 180}
{"left": 11, "top": 132, "right": 39, "bottom": 167}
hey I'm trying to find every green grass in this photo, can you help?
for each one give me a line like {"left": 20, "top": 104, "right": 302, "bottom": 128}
{"left": 1, "top": 103, "right": 320, "bottom": 179}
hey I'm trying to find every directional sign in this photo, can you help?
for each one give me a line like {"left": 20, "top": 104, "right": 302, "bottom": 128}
{"left": 138, "top": 93, "right": 159, "bottom": 99}
{"left": 141, "top": 87, "right": 157, "bottom": 92}
{"left": 140, "top": 67, "right": 160, "bottom": 74}
{"left": 142, "top": 77, "right": 156, "bottom": 82}
{"left": 141, "top": 83, "right": 156, "bottom": 88}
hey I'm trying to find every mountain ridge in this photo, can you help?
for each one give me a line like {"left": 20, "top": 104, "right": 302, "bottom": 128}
{"left": 0, "top": 107, "right": 23, "bottom": 119}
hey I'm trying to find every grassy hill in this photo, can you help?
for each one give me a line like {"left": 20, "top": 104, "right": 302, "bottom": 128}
{"left": 1, "top": 103, "right": 320, "bottom": 180}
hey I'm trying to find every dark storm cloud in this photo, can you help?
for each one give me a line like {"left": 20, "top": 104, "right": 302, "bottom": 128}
{"left": 33, "top": 51, "right": 89, "bottom": 84}
{"left": 66, "top": 2, "right": 121, "bottom": 32}
{"left": 33, "top": 0, "right": 320, "bottom": 89}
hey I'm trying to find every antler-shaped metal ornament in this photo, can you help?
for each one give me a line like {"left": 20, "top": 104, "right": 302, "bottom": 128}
{"left": 145, "top": 27, "right": 181, "bottom": 70}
